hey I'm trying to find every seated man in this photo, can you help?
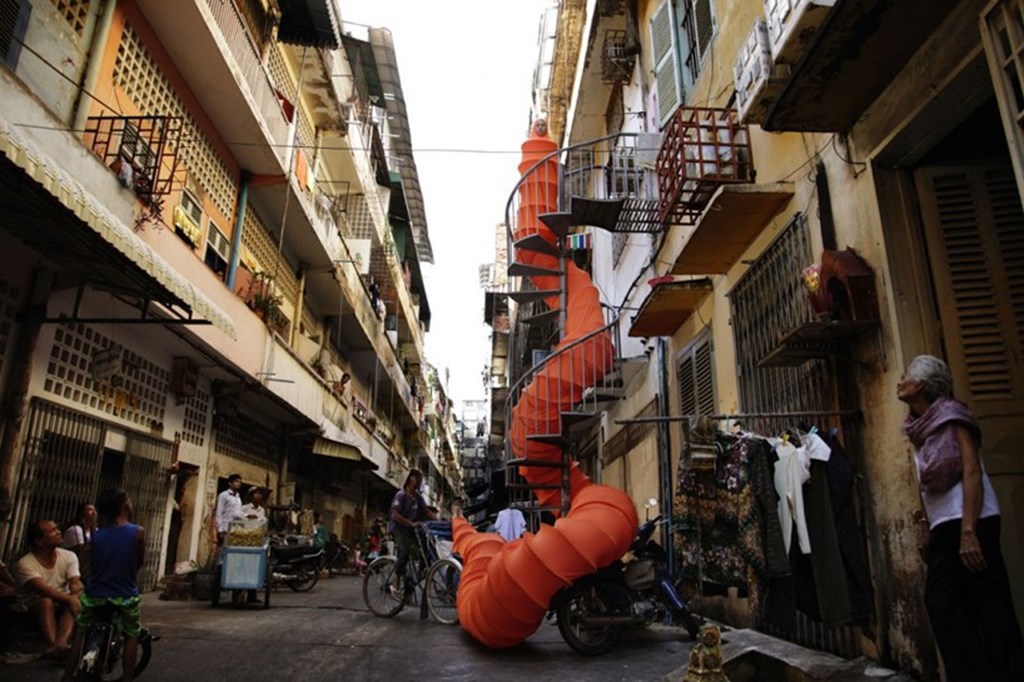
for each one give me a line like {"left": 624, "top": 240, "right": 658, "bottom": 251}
{"left": 12, "top": 519, "right": 83, "bottom": 659}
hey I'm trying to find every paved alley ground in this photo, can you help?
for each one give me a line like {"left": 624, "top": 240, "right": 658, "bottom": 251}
{"left": 1, "top": 574, "right": 694, "bottom": 682}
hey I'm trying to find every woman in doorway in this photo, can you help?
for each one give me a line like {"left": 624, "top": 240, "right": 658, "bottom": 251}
{"left": 63, "top": 502, "right": 97, "bottom": 580}
{"left": 899, "top": 354, "right": 1024, "bottom": 680}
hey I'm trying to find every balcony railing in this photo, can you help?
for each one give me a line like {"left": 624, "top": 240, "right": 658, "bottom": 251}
{"left": 656, "top": 107, "right": 753, "bottom": 225}
{"left": 205, "top": 0, "right": 289, "bottom": 151}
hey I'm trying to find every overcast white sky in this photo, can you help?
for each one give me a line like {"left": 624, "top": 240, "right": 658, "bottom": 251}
{"left": 341, "top": 0, "right": 549, "bottom": 409}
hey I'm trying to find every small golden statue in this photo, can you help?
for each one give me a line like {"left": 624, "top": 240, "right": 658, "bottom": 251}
{"left": 684, "top": 623, "right": 730, "bottom": 682}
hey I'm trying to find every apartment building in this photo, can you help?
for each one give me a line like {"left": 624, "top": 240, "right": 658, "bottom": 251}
{"left": 0, "top": 0, "right": 453, "bottom": 589}
{"left": 507, "top": 0, "right": 1024, "bottom": 678}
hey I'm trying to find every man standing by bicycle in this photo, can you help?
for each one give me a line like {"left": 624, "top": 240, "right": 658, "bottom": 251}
{"left": 67, "top": 488, "right": 145, "bottom": 682}
{"left": 389, "top": 469, "right": 436, "bottom": 599}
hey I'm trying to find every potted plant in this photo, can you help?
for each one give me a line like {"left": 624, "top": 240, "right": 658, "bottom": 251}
{"left": 245, "top": 271, "right": 288, "bottom": 335}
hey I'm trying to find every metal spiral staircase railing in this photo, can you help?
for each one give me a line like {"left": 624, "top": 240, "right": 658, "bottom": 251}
{"left": 501, "top": 131, "right": 662, "bottom": 530}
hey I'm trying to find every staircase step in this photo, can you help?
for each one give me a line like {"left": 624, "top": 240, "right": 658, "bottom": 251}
{"left": 539, "top": 212, "right": 573, "bottom": 238}
{"left": 582, "top": 385, "right": 626, "bottom": 402}
{"left": 521, "top": 308, "right": 560, "bottom": 325}
{"left": 561, "top": 411, "right": 599, "bottom": 430}
{"left": 571, "top": 196, "right": 626, "bottom": 231}
{"left": 507, "top": 458, "right": 568, "bottom": 468}
{"left": 508, "top": 262, "right": 561, "bottom": 278}
{"left": 506, "top": 500, "right": 564, "bottom": 514}
{"left": 527, "top": 433, "right": 567, "bottom": 446}
{"left": 506, "top": 483, "right": 564, "bottom": 491}
{"left": 509, "top": 289, "right": 561, "bottom": 304}
{"left": 514, "top": 233, "right": 561, "bottom": 257}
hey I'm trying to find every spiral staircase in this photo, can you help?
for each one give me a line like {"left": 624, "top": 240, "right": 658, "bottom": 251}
{"left": 502, "top": 131, "right": 663, "bottom": 526}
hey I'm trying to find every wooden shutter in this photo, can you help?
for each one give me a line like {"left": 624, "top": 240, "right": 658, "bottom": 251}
{"left": 695, "top": 339, "right": 715, "bottom": 415}
{"left": 678, "top": 0, "right": 715, "bottom": 93}
{"left": 982, "top": 0, "right": 1024, "bottom": 213}
{"left": 651, "top": 0, "right": 680, "bottom": 127}
{"left": 677, "top": 331, "right": 715, "bottom": 416}
{"left": 0, "top": 0, "right": 31, "bottom": 69}
{"left": 915, "top": 165, "right": 1024, "bottom": 414}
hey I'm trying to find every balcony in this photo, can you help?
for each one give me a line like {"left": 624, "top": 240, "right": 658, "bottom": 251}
{"left": 747, "top": 0, "right": 961, "bottom": 132}
{"left": 669, "top": 182, "right": 795, "bottom": 275}
{"left": 656, "top": 108, "right": 754, "bottom": 226}
{"left": 628, "top": 278, "right": 713, "bottom": 338}
{"left": 134, "top": 0, "right": 290, "bottom": 173}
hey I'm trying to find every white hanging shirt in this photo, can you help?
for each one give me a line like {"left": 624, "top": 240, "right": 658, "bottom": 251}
{"left": 494, "top": 508, "right": 526, "bottom": 542}
{"left": 771, "top": 439, "right": 812, "bottom": 555}
{"left": 804, "top": 433, "right": 832, "bottom": 463}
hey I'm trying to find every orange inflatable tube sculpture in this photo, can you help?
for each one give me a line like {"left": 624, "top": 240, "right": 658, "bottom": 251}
{"left": 452, "top": 121, "right": 637, "bottom": 648}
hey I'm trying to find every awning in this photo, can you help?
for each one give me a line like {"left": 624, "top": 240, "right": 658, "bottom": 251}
{"left": 277, "top": 0, "right": 341, "bottom": 49}
{"left": 312, "top": 436, "right": 378, "bottom": 470}
{"left": 628, "top": 278, "right": 714, "bottom": 337}
{"left": 0, "top": 116, "right": 236, "bottom": 339}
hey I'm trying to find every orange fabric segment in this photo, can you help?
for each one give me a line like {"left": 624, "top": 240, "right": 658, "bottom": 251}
{"left": 451, "top": 121, "right": 638, "bottom": 648}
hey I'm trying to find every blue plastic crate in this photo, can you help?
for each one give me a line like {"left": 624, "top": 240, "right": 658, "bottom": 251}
{"left": 221, "top": 544, "right": 267, "bottom": 589}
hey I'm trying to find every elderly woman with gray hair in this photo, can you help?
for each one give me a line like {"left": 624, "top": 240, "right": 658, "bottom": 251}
{"left": 899, "top": 354, "right": 1023, "bottom": 680}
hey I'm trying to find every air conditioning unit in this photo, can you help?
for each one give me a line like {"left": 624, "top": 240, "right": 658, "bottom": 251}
{"left": 734, "top": 18, "right": 791, "bottom": 125}
{"left": 764, "top": 0, "right": 836, "bottom": 65}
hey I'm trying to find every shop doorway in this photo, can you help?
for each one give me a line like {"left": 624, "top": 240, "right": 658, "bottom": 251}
{"left": 165, "top": 462, "right": 199, "bottom": 574}
{"left": 909, "top": 97, "right": 1024, "bottom": 629}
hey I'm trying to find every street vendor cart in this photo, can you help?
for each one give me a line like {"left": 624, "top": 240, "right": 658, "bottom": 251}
{"left": 212, "top": 519, "right": 270, "bottom": 609}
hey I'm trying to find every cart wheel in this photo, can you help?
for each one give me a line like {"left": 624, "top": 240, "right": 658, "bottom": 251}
{"left": 231, "top": 589, "right": 245, "bottom": 608}
{"left": 263, "top": 584, "right": 270, "bottom": 609}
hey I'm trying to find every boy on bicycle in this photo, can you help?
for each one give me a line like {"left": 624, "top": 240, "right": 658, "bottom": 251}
{"left": 66, "top": 488, "right": 145, "bottom": 682}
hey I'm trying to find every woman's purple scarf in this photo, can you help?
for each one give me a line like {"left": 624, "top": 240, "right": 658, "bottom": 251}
{"left": 904, "top": 397, "right": 980, "bottom": 494}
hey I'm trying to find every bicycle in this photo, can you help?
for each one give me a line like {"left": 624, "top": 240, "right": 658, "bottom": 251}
{"left": 362, "top": 522, "right": 461, "bottom": 624}
{"left": 69, "top": 602, "right": 159, "bottom": 681}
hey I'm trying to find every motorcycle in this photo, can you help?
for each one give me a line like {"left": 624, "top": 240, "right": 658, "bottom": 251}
{"left": 268, "top": 539, "right": 324, "bottom": 592}
{"left": 70, "top": 603, "right": 160, "bottom": 681}
{"left": 550, "top": 498, "right": 702, "bottom": 655}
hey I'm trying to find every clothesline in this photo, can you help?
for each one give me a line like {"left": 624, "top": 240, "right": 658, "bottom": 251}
{"left": 614, "top": 409, "right": 862, "bottom": 425}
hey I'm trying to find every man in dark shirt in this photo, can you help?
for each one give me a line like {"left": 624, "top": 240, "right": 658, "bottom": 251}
{"left": 389, "top": 469, "right": 436, "bottom": 597}
{"left": 67, "top": 488, "right": 145, "bottom": 682}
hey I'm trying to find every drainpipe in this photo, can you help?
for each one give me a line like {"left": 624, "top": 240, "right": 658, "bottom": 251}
{"left": 291, "top": 265, "right": 307, "bottom": 348}
{"left": 72, "top": 0, "right": 117, "bottom": 133}
{"left": 656, "top": 338, "right": 674, "bottom": 580}
{"left": 226, "top": 171, "right": 251, "bottom": 292}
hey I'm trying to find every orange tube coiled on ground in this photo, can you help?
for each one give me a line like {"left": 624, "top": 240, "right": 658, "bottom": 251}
{"left": 452, "top": 120, "right": 637, "bottom": 648}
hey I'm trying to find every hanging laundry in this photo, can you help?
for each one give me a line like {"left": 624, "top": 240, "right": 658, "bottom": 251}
{"left": 494, "top": 507, "right": 526, "bottom": 542}
{"left": 771, "top": 438, "right": 811, "bottom": 554}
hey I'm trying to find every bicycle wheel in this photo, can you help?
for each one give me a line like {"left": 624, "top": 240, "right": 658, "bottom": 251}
{"left": 425, "top": 558, "right": 461, "bottom": 625}
{"left": 362, "top": 556, "right": 404, "bottom": 617}
{"left": 99, "top": 634, "right": 153, "bottom": 682}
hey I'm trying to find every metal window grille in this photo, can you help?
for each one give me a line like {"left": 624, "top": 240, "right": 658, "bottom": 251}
{"left": 728, "top": 214, "right": 836, "bottom": 435}
{"left": 4, "top": 400, "right": 172, "bottom": 592}
{"left": 123, "top": 432, "right": 172, "bottom": 591}
{"left": 213, "top": 414, "right": 281, "bottom": 467}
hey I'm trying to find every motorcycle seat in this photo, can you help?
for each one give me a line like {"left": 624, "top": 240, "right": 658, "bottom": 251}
{"left": 272, "top": 545, "right": 320, "bottom": 561}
